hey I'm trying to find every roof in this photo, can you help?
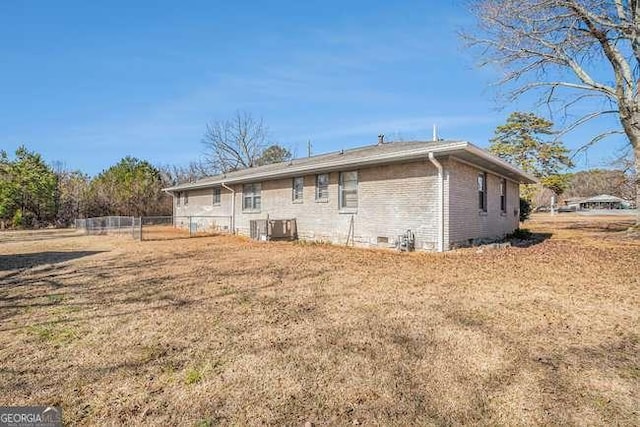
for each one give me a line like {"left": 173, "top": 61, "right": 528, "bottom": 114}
{"left": 580, "top": 194, "right": 629, "bottom": 203}
{"left": 564, "top": 197, "right": 585, "bottom": 203}
{"left": 164, "top": 140, "right": 538, "bottom": 191}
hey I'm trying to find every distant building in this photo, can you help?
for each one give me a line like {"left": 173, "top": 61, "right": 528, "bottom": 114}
{"left": 563, "top": 194, "right": 632, "bottom": 210}
{"left": 578, "top": 194, "right": 631, "bottom": 210}
{"left": 563, "top": 197, "right": 584, "bottom": 211}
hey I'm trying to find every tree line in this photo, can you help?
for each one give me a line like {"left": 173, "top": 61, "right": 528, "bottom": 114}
{"left": 0, "top": 148, "right": 173, "bottom": 228}
{"left": 0, "top": 112, "right": 292, "bottom": 229}
{"left": 2, "top": 109, "right": 633, "bottom": 229}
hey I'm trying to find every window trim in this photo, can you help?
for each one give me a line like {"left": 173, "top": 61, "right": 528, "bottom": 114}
{"left": 500, "top": 178, "right": 507, "bottom": 214}
{"left": 176, "top": 191, "right": 181, "bottom": 207}
{"left": 242, "top": 183, "right": 262, "bottom": 212}
{"left": 292, "top": 176, "right": 304, "bottom": 203}
{"left": 478, "top": 172, "right": 487, "bottom": 212}
{"left": 212, "top": 187, "right": 221, "bottom": 206}
{"left": 184, "top": 191, "right": 189, "bottom": 206}
{"left": 315, "top": 173, "right": 329, "bottom": 202}
{"left": 339, "top": 170, "right": 358, "bottom": 212}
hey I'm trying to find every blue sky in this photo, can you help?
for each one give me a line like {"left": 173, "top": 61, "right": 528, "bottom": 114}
{"left": 0, "top": 1, "right": 628, "bottom": 175}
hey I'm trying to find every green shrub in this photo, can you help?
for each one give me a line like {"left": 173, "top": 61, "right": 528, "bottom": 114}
{"left": 11, "top": 209, "right": 23, "bottom": 228}
{"left": 519, "top": 198, "right": 532, "bottom": 222}
{"left": 506, "top": 228, "right": 532, "bottom": 240}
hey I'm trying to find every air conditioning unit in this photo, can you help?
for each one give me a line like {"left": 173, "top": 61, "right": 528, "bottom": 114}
{"left": 250, "top": 218, "right": 297, "bottom": 241}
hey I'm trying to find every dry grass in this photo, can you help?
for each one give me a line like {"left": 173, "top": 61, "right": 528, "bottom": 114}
{"left": 1, "top": 214, "right": 638, "bottom": 426}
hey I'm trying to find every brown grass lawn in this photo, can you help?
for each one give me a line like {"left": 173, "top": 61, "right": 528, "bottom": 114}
{"left": 1, "top": 214, "right": 638, "bottom": 426}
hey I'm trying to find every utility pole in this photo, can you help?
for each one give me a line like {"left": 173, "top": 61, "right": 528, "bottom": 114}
{"left": 307, "top": 140, "right": 312, "bottom": 157}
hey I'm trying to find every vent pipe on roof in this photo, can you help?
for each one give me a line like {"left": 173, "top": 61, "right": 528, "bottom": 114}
{"left": 432, "top": 124, "right": 438, "bottom": 142}
{"left": 378, "top": 134, "right": 385, "bottom": 145}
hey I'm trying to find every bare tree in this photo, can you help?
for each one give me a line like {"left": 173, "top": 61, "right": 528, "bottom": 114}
{"left": 564, "top": 168, "right": 633, "bottom": 198}
{"left": 464, "top": 0, "right": 640, "bottom": 223}
{"left": 202, "top": 111, "right": 270, "bottom": 173}
{"left": 610, "top": 146, "right": 637, "bottom": 200}
{"left": 158, "top": 161, "right": 212, "bottom": 186}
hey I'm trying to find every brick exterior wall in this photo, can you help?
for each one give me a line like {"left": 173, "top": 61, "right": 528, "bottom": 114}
{"left": 172, "top": 157, "right": 521, "bottom": 251}
{"left": 446, "top": 159, "right": 520, "bottom": 248}
{"left": 172, "top": 186, "right": 234, "bottom": 231}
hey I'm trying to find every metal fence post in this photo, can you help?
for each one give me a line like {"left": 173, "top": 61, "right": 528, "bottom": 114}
{"left": 189, "top": 216, "right": 193, "bottom": 237}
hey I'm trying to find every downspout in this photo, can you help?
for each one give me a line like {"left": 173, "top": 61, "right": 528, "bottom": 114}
{"left": 221, "top": 183, "right": 235, "bottom": 233}
{"left": 164, "top": 190, "right": 176, "bottom": 223}
{"left": 428, "top": 152, "right": 444, "bottom": 252}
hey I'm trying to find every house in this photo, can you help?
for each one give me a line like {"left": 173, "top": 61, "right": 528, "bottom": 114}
{"left": 576, "top": 194, "right": 631, "bottom": 210}
{"left": 163, "top": 140, "right": 537, "bottom": 251}
{"left": 563, "top": 197, "right": 584, "bottom": 211}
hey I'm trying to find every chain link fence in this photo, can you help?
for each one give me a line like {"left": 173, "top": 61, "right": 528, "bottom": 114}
{"left": 140, "top": 216, "right": 232, "bottom": 241}
{"left": 75, "top": 216, "right": 139, "bottom": 237}
{"left": 75, "top": 215, "right": 232, "bottom": 241}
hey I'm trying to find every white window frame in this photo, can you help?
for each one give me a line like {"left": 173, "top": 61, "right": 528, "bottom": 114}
{"left": 339, "top": 171, "right": 358, "bottom": 211}
{"left": 292, "top": 177, "right": 304, "bottom": 203}
{"left": 478, "top": 172, "right": 487, "bottom": 212}
{"left": 243, "top": 183, "right": 262, "bottom": 212}
{"left": 500, "top": 178, "right": 507, "bottom": 213}
{"left": 315, "top": 174, "right": 329, "bottom": 201}
{"left": 213, "top": 187, "right": 221, "bottom": 206}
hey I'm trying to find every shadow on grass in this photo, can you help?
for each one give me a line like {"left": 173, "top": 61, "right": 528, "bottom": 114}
{"left": 565, "top": 221, "right": 635, "bottom": 233}
{"left": 0, "top": 229, "right": 86, "bottom": 243}
{"left": 0, "top": 251, "right": 106, "bottom": 271}
{"left": 509, "top": 232, "right": 553, "bottom": 248}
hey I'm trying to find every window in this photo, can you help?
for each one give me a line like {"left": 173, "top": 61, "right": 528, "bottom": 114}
{"left": 339, "top": 171, "right": 358, "bottom": 210}
{"left": 478, "top": 172, "right": 487, "bottom": 212}
{"left": 243, "top": 183, "right": 261, "bottom": 211}
{"left": 213, "top": 187, "right": 221, "bottom": 206}
{"left": 292, "top": 177, "right": 304, "bottom": 202}
{"left": 500, "top": 178, "right": 507, "bottom": 213}
{"left": 316, "top": 174, "right": 329, "bottom": 201}
{"left": 176, "top": 192, "right": 181, "bottom": 207}
{"left": 184, "top": 191, "right": 189, "bottom": 206}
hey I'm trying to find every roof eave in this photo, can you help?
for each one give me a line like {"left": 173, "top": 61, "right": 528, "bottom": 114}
{"left": 162, "top": 141, "right": 537, "bottom": 191}
{"left": 163, "top": 142, "right": 470, "bottom": 191}
{"left": 463, "top": 143, "right": 539, "bottom": 184}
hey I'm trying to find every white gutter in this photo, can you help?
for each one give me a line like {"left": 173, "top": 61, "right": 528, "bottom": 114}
{"left": 221, "top": 183, "right": 235, "bottom": 233}
{"left": 428, "top": 152, "right": 445, "bottom": 252}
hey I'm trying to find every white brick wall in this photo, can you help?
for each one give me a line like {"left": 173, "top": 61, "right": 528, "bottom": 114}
{"left": 173, "top": 157, "right": 521, "bottom": 251}
{"left": 446, "top": 159, "right": 520, "bottom": 247}
{"left": 173, "top": 187, "right": 233, "bottom": 219}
